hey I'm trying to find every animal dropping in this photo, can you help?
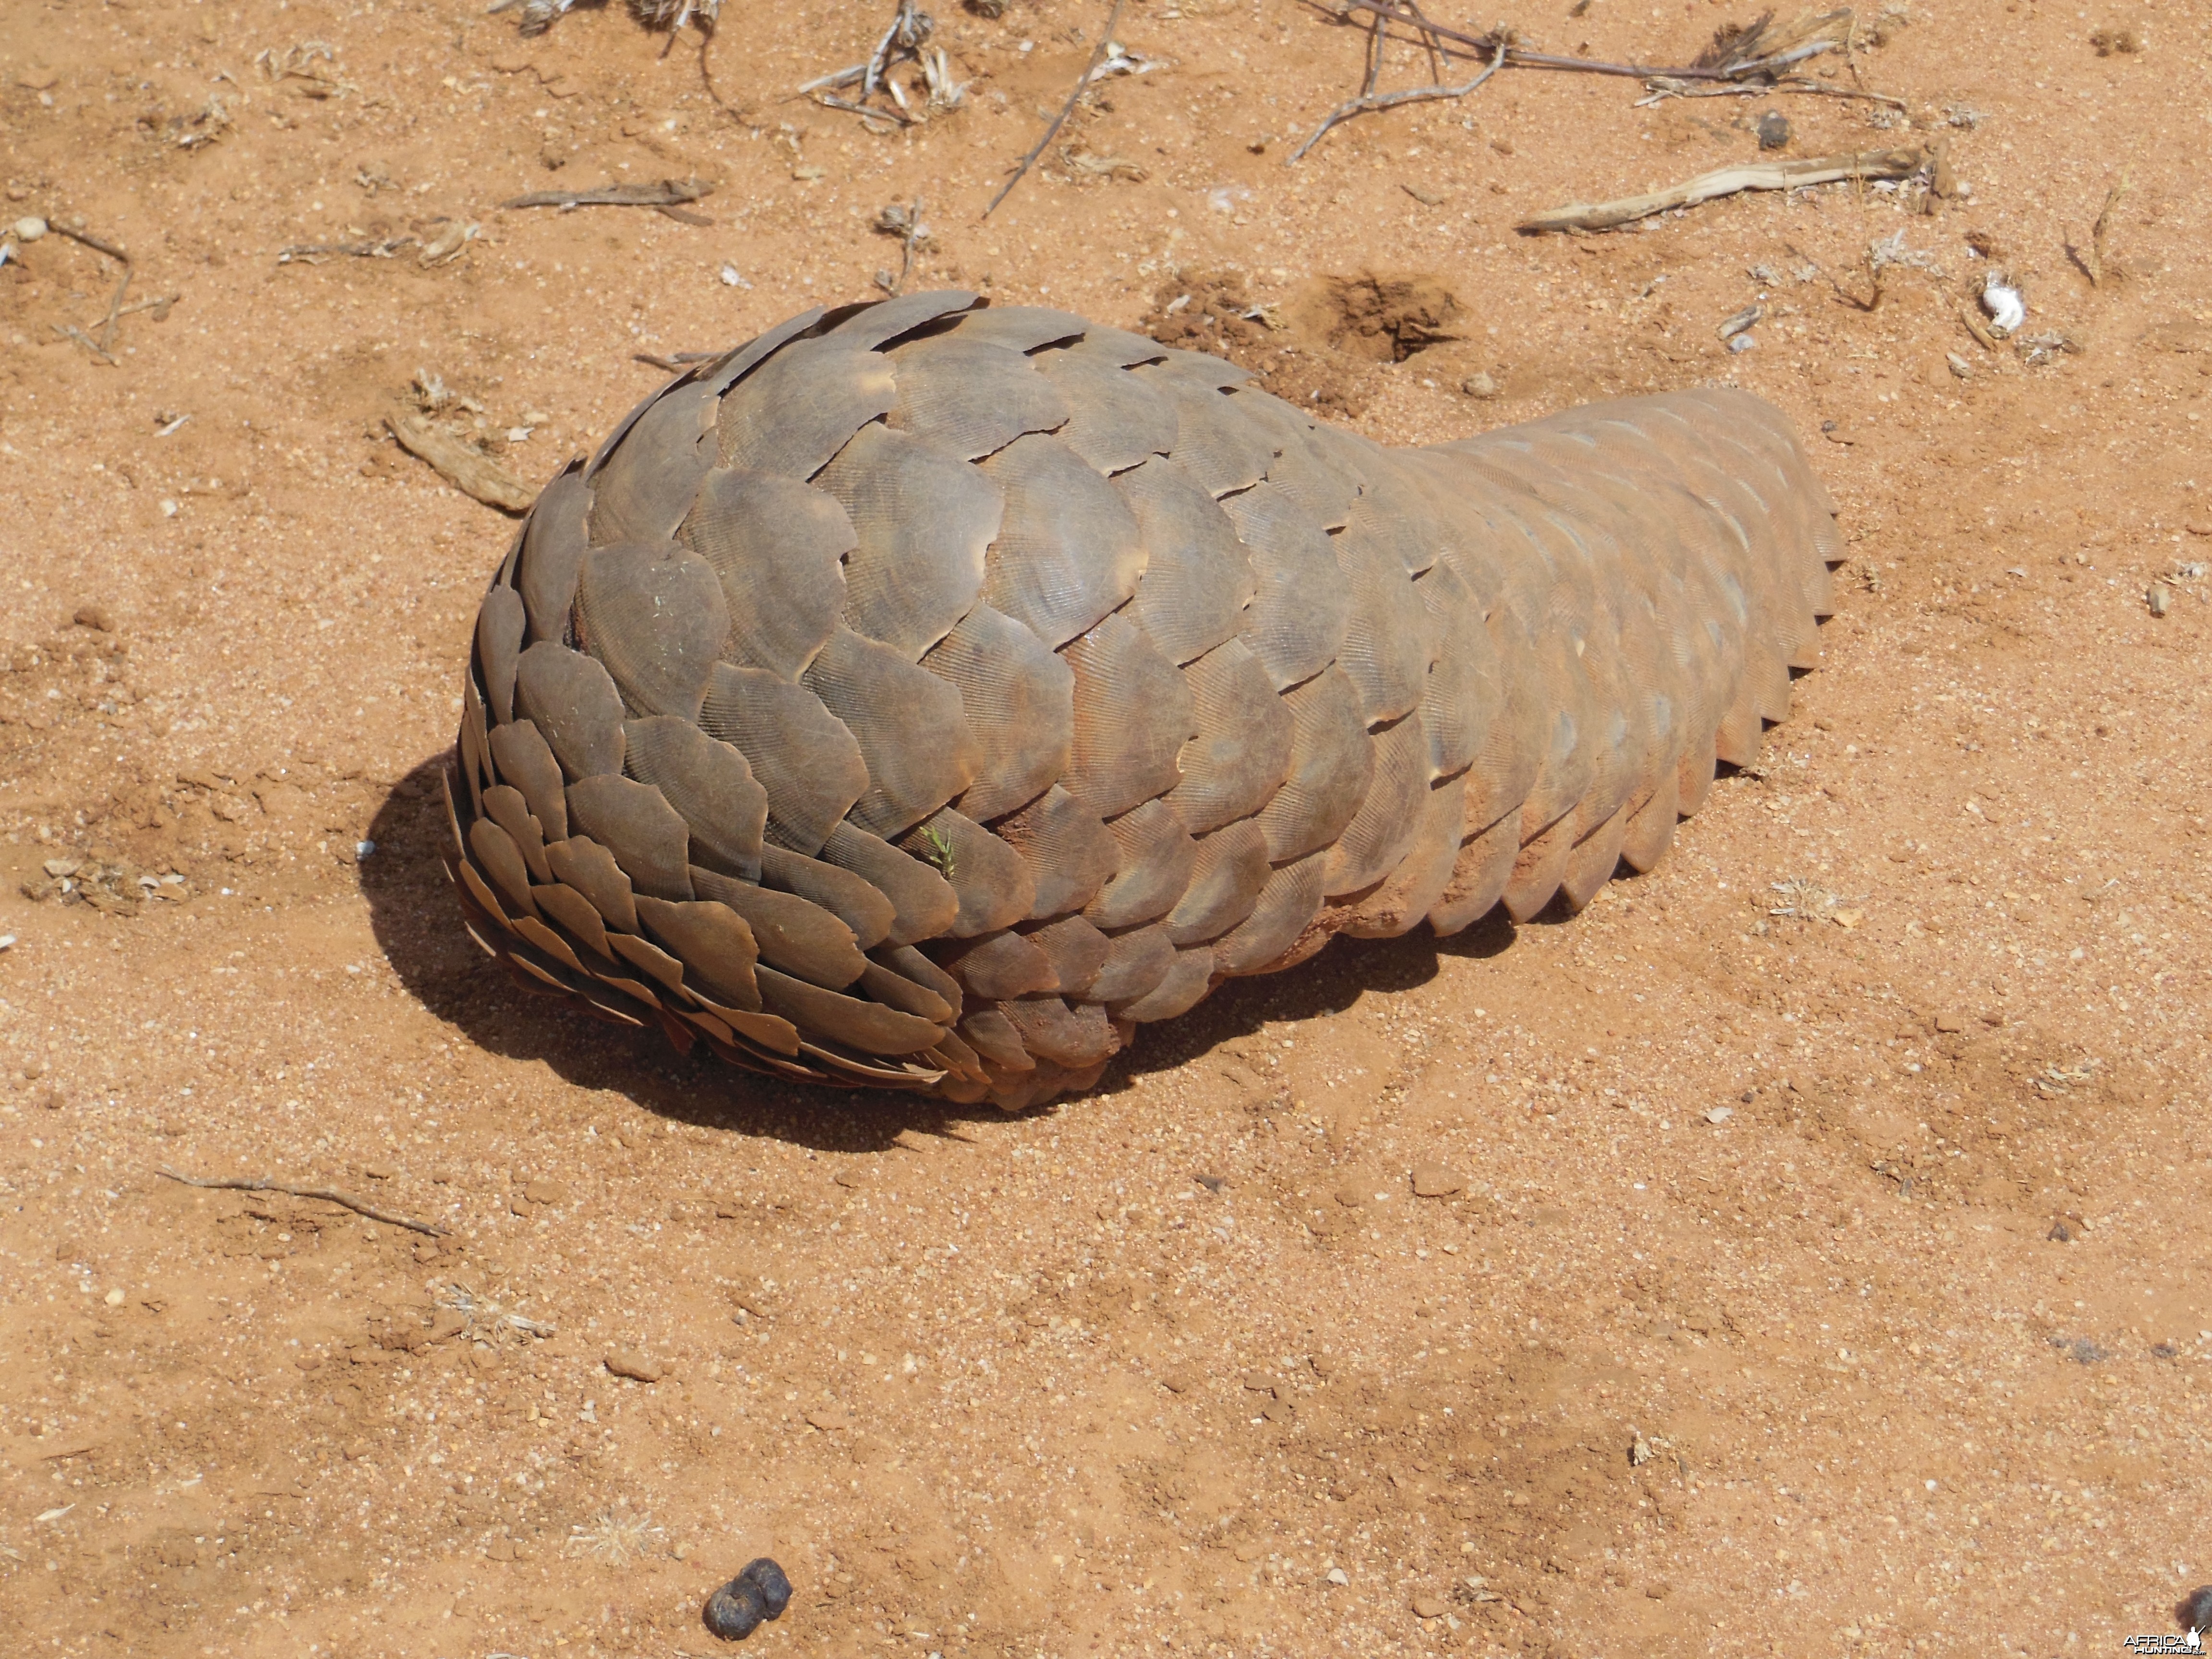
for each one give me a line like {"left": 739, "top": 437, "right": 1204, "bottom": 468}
{"left": 447, "top": 291, "right": 1842, "bottom": 1109}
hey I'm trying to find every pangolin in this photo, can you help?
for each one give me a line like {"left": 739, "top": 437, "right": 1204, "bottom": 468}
{"left": 443, "top": 290, "right": 1839, "bottom": 1109}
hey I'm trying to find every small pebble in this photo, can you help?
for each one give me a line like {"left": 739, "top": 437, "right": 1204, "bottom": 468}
{"left": 1325, "top": 1566, "right": 1350, "bottom": 1587}
{"left": 606, "top": 1349, "right": 665, "bottom": 1383}
{"left": 1704, "top": 1106, "right": 1734, "bottom": 1125}
{"left": 14, "top": 216, "right": 47, "bottom": 242}
{"left": 73, "top": 603, "right": 115, "bottom": 632}
{"left": 1755, "top": 111, "right": 1790, "bottom": 150}
{"left": 1460, "top": 372, "right": 1502, "bottom": 400}
{"left": 2146, "top": 584, "right": 2173, "bottom": 618}
{"left": 1411, "top": 1592, "right": 1448, "bottom": 1618}
{"left": 1728, "top": 333, "right": 1758, "bottom": 353}
{"left": 355, "top": 839, "right": 377, "bottom": 860}
{"left": 1409, "top": 1162, "right": 1461, "bottom": 1198}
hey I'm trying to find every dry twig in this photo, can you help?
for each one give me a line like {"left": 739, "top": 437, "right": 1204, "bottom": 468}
{"left": 984, "top": 0, "right": 1128, "bottom": 219}
{"left": 1322, "top": 1, "right": 1899, "bottom": 105}
{"left": 872, "top": 198, "right": 930, "bottom": 294}
{"left": 500, "top": 178, "right": 715, "bottom": 226}
{"left": 47, "top": 223, "right": 133, "bottom": 358}
{"left": 157, "top": 1166, "right": 450, "bottom": 1237}
{"left": 1518, "top": 145, "right": 1921, "bottom": 233}
{"left": 1291, "top": 38, "right": 1506, "bottom": 162}
{"left": 277, "top": 235, "right": 418, "bottom": 264}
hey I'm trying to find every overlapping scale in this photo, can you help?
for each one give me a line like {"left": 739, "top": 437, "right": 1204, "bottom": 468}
{"left": 588, "top": 379, "right": 719, "bottom": 546}
{"left": 1034, "top": 347, "right": 1177, "bottom": 474}
{"left": 815, "top": 425, "right": 1000, "bottom": 658}
{"left": 976, "top": 434, "right": 1146, "bottom": 649}
{"left": 1219, "top": 483, "right": 1351, "bottom": 692}
{"left": 922, "top": 605, "right": 1074, "bottom": 825}
{"left": 887, "top": 337, "right": 1072, "bottom": 462}
{"left": 622, "top": 716, "right": 766, "bottom": 882}
{"left": 802, "top": 626, "right": 982, "bottom": 840}
{"left": 681, "top": 468, "right": 850, "bottom": 681}
{"left": 518, "top": 466, "right": 590, "bottom": 644}
{"left": 699, "top": 664, "right": 868, "bottom": 855}
{"left": 715, "top": 340, "right": 897, "bottom": 480}
{"left": 514, "top": 643, "right": 625, "bottom": 781}
{"left": 1166, "top": 637, "right": 1294, "bottom": 835}
{"left": 992, "top": 786, "right": 1118, "bottom": 921}
{"left": 1116, "top": 457, "right": 1254, "bottom": 665}
{"left": 574, "top": 543, "right": 729, "bottom": 720}
{"left": 1058, "top": 612, "right": 1196, "bottom": 822}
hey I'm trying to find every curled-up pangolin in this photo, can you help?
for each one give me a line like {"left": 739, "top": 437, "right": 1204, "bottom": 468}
{"left": 445, "top": 290, "right": 1840, "bottom": 1109}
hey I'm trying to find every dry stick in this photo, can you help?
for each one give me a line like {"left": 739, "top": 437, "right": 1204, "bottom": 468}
{"left": 156, "top": 1166, "right": 451, "bottom": 1238}
{"left": 1291, "top": 41, "right": 1507, "bottom": 163}
{"left": 984, "top": 0, "right": 1127, "bottom": 220}
{"left": 2087, "top": 170, "right": 2130, "bottom": 288}
{"left": 865, "top": 0, "right": 924, "bottom": 98}
{"left": 1518, "top": 145, "right": 1921, "bottom": 233}
{"left": 501, "top": 179, "right": 713, "bottom": 209}
{"left": 1333, "top": 0, "right": 1897, "bottom": 101}
{"left": 1636, "top": 76, "right": 1906, "bottom": 109}
{"left": 48, "top": 223, "right": 133, "bottom": 356}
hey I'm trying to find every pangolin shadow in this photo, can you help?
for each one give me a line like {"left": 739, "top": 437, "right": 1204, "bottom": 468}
{"left": 359, "top": 754, "right": 982, "bottom": 1154}
{"left": 1100, "top": 903, "right": 1524, "bottom": 1090}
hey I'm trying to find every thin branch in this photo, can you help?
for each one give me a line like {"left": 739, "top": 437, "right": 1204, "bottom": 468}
{"left": 1290, "top": 41, "right": 1506, "bottom": 163}
{"left": 1518, "top": 146, "right": 1923, "bottom": 233}
{"left": 1329, "top": 0, "right": 1884, "bottom": 92}
{"left": 49, "top": 223, "right": 133, "bottom": 354}
{"left": 501, "top": 178, "right": 714, "bottom": 210}
{"left": 157, "top": 1166, "right": 451, "bottom": 1237}
{"left": 1635, "top": 76, "right": 1907, "bottom": 109}
{"left": 984, "top": 0, "right": 1127, "bottom": 220}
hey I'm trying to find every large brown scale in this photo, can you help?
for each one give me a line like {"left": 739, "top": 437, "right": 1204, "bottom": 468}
{"left": 443, "top": 290, "right": 1839, "bottom": 1109}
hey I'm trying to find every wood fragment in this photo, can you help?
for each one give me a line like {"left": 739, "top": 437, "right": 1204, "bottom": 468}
{"left": 2087, "top": 170, "right": 2130, "bottom": 288}
{"left": 984, "top": 0, "right": 1126, "bottom": 219}
{"left": 501, "top": 178, "right": 715, "bottom": 211}
{"left": 156, "top": 1166, "right": 451, "bottom": 1237}
{"left": 1518, "top": 146, "right": 1922, "bottom": 233}
{"left": 385, "top": 413, "right": 537, "bottom": 513}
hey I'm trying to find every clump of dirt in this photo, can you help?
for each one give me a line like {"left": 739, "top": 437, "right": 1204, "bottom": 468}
{"left": 1142, "top": 268, "right": 1461, "bottom": 419}
{"left": 1289, "top": 270, "right": 1466, "bottom": 363}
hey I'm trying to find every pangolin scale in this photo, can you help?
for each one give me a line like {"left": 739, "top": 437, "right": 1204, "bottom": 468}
{"left": 443, "top": 290, "right": 1839, "bottom": 1109}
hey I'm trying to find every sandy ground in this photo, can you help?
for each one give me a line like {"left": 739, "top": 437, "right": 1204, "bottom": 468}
{"left": 3, "top": 0, "right": 2210, "bottom": 1655}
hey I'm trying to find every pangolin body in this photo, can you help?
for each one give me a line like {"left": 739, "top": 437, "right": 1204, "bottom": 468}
{"left": 444, "top": 290, "right": 1840, "bottom": 1109}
